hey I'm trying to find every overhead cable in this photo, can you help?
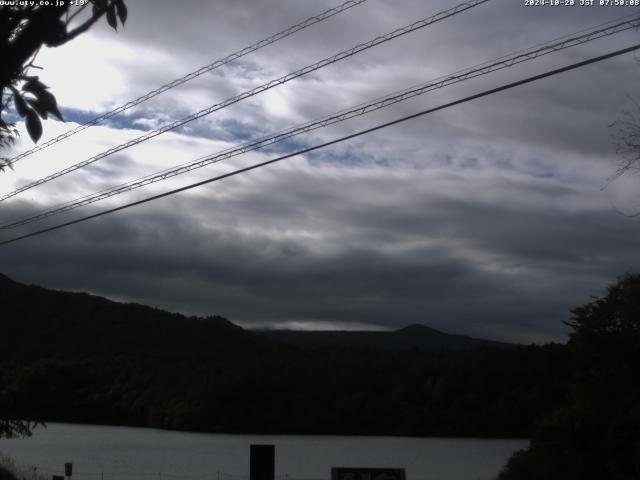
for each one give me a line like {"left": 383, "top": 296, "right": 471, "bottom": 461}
{"left": 1, "top": 43, "right": 638, "bottom": 247}
{"left": 4, "top": 0, "right": 369, "bottom": 167}
{"left": 0, "top": 0, "right": 491, "bottom": 202}
{"left": 2, "top": 14, "right": 637, "bottom": 230}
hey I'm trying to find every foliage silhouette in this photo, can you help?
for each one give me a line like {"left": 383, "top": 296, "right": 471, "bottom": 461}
{"left": 0, "top": 466, "right": 17, "bottom": 480}
{"left": 498, "top": 273, "right": 640, "bottom": 479}
{"left": 0, "top": 0, "right": 127, "bottom": 171}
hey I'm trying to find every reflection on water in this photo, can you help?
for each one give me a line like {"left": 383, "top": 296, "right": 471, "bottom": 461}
{"left": 0, "top": 423, "right": 527, "bottom": 480}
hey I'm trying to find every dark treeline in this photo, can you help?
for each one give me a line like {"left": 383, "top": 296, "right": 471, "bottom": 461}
{"left": 0, "top": 345, "right": 569, "bottom": 438}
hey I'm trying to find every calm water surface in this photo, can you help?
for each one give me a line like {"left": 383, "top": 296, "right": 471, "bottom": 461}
{"left": 0, "top": 423, "right": 527, "bottom": 480}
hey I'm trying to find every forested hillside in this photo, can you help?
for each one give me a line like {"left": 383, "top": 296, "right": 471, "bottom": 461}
{"left": 0, "top": 273, "right": 569, "bottom": 438}
{"left": 0, "top": 274, "right": 276, "bottom": 359}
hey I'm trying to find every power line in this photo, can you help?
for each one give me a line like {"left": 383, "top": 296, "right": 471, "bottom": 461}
{"left": 1, "top": 43, "right": 638, "bottom": 248}
{"left": 0, "top": 0, "right": 491, "bottom": 203}
{"left": 2, "top": 14, "right": 637, "bottom": 230}
{"left": 4, "top": 0, "right": 369, "bottom": 167}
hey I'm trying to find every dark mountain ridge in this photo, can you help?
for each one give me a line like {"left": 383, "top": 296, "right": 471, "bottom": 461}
{"left": 259, "top": 323, "right": 513, "bottom": 351}
{"left": 0, "top": 273, "right": 513, "bottom": 360}
{"left": 0, "top": 273, "right": 275, "bottom": 360}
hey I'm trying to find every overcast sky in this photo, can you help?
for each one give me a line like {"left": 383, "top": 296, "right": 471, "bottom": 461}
{"left": 1, "top": 0, "right": 639, "bottom": 343}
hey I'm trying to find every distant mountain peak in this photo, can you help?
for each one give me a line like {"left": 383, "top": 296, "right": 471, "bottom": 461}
{"left": 395, "top": 323, "right": 441, "bottom": 334}
{"left": 261, "top": 323, "right": 514, "bottom": 352}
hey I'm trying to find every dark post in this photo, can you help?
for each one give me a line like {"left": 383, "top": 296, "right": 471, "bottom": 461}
{"left": 250, "top": 445, "right": 275, "bottom": 480}
{"left": 64, "top": 464, "right": 72, "bottom": 480}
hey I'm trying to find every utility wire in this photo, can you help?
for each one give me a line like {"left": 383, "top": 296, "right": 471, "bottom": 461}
{"left": 0, "top": 0, "right": 491, "bottom": 203}
{"left": 4, "top": 0, "right": 369, "bottom": 167}
{"left": 2, "top": 15, "right": 637, "bottom": 230}
{"left": 1, "top": 43, "right": 638, "bottom": 247}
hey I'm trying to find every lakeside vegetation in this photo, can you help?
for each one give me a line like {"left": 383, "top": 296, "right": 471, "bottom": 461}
{"left": 0, "top": 452, "right": 44, "bottom": 480}
{"left": 498, "top": 273, "right": 640, "bottom": 479}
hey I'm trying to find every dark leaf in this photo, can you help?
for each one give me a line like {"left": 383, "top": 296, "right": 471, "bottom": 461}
{"left": 12, "top": 92, "right": 29, "bottom": 117}
{"left": 43, "top": 19, "right": 68, "bottom": 47}
{"left": 25, "top": 110, "right": 43, "bottom": 143}
{"left": 115, "top": 0, "right": 127, "bottom": 25}
{"left": 93, "top": 0, "right": 107, "bottom": 16}
{"left": 22, "top": 78, "right": 49, "bottom": 95}
{"left": 37, "top": 90, "right": 64, "bottom": 121}
{"left": 26, "top": 98, "right": 48, "bottom": 120}
{"left": 106, "top": 4, "right": 117, "bottom": 30}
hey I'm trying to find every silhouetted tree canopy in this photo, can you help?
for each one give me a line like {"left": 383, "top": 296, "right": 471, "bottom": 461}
{"left": 567, "top": 272, "right": 640, "bottom": 340}
{"left": 0, "top": 466, "right": 18, "bottom": 480}
{"left": 0, "top": 0, "right": 127, "bottom": 170}
{"left": 611, "top": 99, "right": 640, "bottom": 186}
{"left": 499, "top": 273, "right": 640, "bottom": 479}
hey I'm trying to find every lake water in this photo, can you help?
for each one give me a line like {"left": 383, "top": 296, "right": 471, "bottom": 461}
{"left": 0, "top": 423, "right": 527, "bottom": 480}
